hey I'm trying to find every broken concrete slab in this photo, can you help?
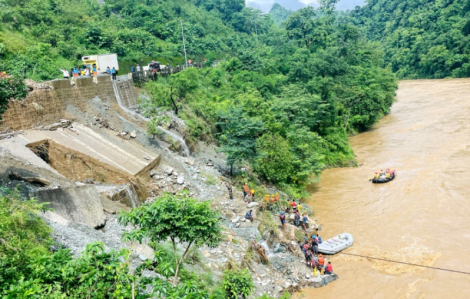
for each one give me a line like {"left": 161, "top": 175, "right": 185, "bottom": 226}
{"left": 34, "top": 185, "right": 106, "bottom": 228}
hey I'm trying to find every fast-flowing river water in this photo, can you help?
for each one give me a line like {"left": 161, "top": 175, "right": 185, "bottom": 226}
{"left": 302, "top": 79, "right": 470, "bottom": 298}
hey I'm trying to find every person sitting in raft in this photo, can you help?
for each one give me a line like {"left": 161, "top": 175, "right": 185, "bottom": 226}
{"left": 245, "top": 210, "right": 253, "bottom": 221}
{"left": 374, "top": 172, "right": 379, "bottom": 179}
{"left": 379, "top": 169, "right": 386, "bottom": 179}
{"left": 325, "top": 261, "right": 333, "bottom": 274}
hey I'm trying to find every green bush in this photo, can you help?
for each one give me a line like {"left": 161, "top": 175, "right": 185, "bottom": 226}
{"left": 223, "top": 269, "right": 254, "bottom": 299}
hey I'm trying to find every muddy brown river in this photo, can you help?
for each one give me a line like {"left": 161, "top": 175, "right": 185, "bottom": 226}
{"left": 302, "top": 79, "right": 470, "bottom": 298}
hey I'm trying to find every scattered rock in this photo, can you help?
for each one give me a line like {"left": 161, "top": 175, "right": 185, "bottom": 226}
{"left": 231, "top": 216, "right": 240, "bottom": 223}
{"left": 130, "top": 130, "right": 137, "bottom": 138}
{"left": 176, "top": 176, "right": 185, "bottom": 185}
{"left": 164, "top": 167, "right": 174, "bottom": 175}
{"left": 247, "top": 202, "right": 259, "bottom": 208}
{"left": 138, "top": 254, "right": 147, "bottom": 261}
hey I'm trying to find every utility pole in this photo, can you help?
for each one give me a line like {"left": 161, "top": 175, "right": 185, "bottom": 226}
{"left": 180, "top": 20, "right": 188, "bottom": 68}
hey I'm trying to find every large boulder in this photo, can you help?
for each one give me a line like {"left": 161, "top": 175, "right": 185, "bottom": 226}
{"left": 34, "top": 185, "right": 106, "bottom": 228}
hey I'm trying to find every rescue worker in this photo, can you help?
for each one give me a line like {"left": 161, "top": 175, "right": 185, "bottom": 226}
{"left": 374, "top": 172, "right": 379, "bottom": 179}
{"left": 245, "top": 210, "right": 253, "bottom": 221}
{"left": 316, "top": 234, "right": 322, "bottom": 244}
{"left": 325, "top": 261, "right": 333, "bottom": 274}
{"left": 318, "top": 254, "right": 325, "bottom": 269}
{"left": 302, "top": 213, "right": 308, "bottom": 231}
{"left": 243, "top": 183, "right": 250, "bottom": 199}
{"left": 294, "top": 211, "right": 300, "bottom": 227}
{"left": 279, "top": 211, "right": 286, "bottom": 230}
{"left": 291, "top": 200, "right": 298, "bottom": 212}
{"left": 311, "top": 235, "right": 319, "bottom": 254}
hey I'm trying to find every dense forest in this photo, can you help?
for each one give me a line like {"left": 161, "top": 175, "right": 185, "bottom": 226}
{"left": 0, "top": 0, "right": 271, "bottom": 80}
{"left": 142, "top": 4, "right": 396, "bottom": 196}
{"left": 0, "top": 0, "right": 397, "bottom": 195}
{"left": 350, "top": 0, "right": 470, "bottom": 79}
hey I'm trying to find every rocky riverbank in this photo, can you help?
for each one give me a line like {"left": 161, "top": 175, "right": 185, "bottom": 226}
{"left": 0, "top": 88, "right": 339, "bottom": 297}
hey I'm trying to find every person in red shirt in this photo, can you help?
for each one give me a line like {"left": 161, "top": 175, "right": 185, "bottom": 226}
{"left": 325, "top": 261, "right": 333, "bottom": 274}
{"left": 291, "top": 200, "right": 297, "bottom": 212}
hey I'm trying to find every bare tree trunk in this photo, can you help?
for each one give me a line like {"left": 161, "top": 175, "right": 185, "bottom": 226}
{"left": 170, "top": 87, "right": 179, "bottom": 115}
{"left": 172, "top": 239, "right": 194, "bottom": 286}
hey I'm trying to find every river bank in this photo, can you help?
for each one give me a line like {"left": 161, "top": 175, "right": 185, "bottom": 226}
{"left": 298, "top": 79, "right": 470, "bottom": 299}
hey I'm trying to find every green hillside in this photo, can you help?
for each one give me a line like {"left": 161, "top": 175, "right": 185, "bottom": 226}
{"left": 350, "top": 0, "right": 470, "bottom": 79}
{"left": 0, "top": 0, "right": 270, "bottom": 80}
{"left": 269, "top": 3, "right": 293, "bottom": 25}
{"left": 0, "top": 0, "right": 397, "bottom": 194}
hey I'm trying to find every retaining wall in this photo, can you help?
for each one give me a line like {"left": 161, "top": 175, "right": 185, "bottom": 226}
{"left": 0, "top": 76, "right": 135, "bottom": 132}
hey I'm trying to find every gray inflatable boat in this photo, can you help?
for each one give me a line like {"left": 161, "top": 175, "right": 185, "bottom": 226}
{"left": 318, "top": 233, "right": 354, "bottom": 255}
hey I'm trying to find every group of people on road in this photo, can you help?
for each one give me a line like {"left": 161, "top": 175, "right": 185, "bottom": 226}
{"left": 60, "top": 65, "right": 117, "bottom": 80}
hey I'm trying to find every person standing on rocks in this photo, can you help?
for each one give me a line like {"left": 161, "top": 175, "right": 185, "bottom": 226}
{"left": 136, "top": 64, "right": 141, "bottom": 72}
{"left": 311, "top": 235, "right": 319, "bottom": 255}
{"left": 225, "top": 182, "right": 233, "bottom": 200}
{"left": 242, "top": 183, "right": 250, "bottom": 200}
{"left": 294, "top": 210, "right": 301, "bottom": 227}
{"left": 279, "top": 211, "right": 286, "bottom": 230}
{"left": 302, "top": 213, "right": 308, "bottom": 231}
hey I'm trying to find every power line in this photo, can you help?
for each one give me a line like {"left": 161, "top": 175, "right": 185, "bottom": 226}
{"left": 338, "top": 252, "right": 470, "bottom": 276}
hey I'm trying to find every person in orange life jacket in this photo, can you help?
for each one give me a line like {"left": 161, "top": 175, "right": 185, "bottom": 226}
{"left": 242, "top": 183, "right": 250, "bottom": 199}
{"left": 279, "top": 211, "right": 286, "bottom": 230}
{"left": 72, "top": 67, "right": 80, "bottom": 77}
{"left": 245, "top": 210, "right": 253, "bottom": 221}
{"left": 325, "top": 261, "right": 333, "bottom": 274}
{"left": 318, "top": 254, "right": 325, "bottom": 269}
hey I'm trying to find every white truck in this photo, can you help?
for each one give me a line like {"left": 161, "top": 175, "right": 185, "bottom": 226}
{"left": 81, "top": 53, "right": 119, "bottom": 73}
